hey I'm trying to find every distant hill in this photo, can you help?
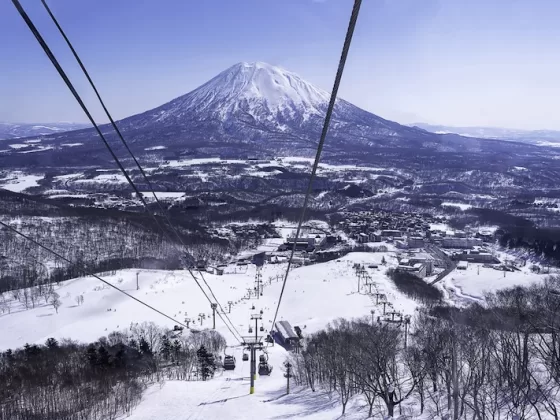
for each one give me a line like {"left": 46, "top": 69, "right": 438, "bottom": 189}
{"left": 0, "top": 122, "right": 89, "bottom": 140}
{"left": 410, "top": 122, "right": 560, "bottom": 147}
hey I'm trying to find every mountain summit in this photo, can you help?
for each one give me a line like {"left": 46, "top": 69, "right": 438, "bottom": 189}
{"left": 171, "top": 61, "right": 331, "bottom": 118}
{"left": 124, "top": 62, "right": 334, "bottom": 129}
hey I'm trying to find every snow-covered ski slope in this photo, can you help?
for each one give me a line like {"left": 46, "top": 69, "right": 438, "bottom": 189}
{"left": 0, "top": 252, "right": 412, "bottom": 351}
{"left": 0, "top": 251, "right": 547, "bottom": 419}
{"left": 0, "top": 252, "right": 417, "bottom": 419}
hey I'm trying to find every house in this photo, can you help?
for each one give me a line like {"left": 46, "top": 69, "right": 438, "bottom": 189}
{"left": 209, "top": 267, "right": 224, "bottom": 275}
{"left": 457, "top": 261, "right": 468, "bottom": 270}
{"left": 358, "top": 232, "right": 369, "bottom": 243}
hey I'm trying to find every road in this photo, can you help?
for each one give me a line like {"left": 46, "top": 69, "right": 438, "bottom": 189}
{"left": 426, "top": 243, "right": 457, "bottom": 284}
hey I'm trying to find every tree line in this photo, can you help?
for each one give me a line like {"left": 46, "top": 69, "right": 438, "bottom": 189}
{"left": 0, "top": 322, "right": 226, "bottom": 420}
{"left": 289, "top": 276, "right": 560, "bottom": 419}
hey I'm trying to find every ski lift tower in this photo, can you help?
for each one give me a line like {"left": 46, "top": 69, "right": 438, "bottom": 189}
{"left": 241, "top": 335, "right": 263, "bottom": 395}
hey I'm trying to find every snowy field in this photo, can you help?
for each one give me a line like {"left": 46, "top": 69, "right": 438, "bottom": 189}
{"left": 0, "top": 251, "right": 422, "bottom": 419}
{"left": 441, "top": 260, "right": 548, "bottom": 304}
{"left": 0, "top": 171, "right": 43, "bottom": 192}
{"left": 0, "top": 248, "right": 554, "bottom": 419}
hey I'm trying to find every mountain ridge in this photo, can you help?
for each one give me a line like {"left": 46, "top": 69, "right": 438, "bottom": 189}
{"left": 410, "top": 122, "right": 560, "bottom": 147}
{"left": 0, "top": 122, "right": 89, "bottom": 141}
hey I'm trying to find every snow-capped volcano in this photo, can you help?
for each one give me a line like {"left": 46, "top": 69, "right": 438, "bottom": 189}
{"left": 112, "top": 61, "right": 434, "bottom": 155}
{"left": 124, "top": 61, "right": 337, "bottom": 129}
{"left": 4, "top": 61, "right": 530, "bottom": 167}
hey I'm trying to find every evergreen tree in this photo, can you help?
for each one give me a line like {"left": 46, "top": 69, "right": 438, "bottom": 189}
{"left": 172, "top": 339, "right": 181, "bottom": 361}
{"left": 196, "top": 345, "right": 216, "bottom": 381}
{"left": 128, "top": 338, "right": 138, "bottom": 350}
{"left": 381, "top": 256, "right": 387, "bottom": 265}
{"left": 160, "top": 334, "right": 172, "bottom": 361}
{"left": 139, "top": 336, "right": 152, "bottom": 356}
{"left": 97, "top": 346, "right": 110, "bottom": 367}
{"left": 45, "top": 337, "right": 59, "bottom": 349}
{"left": 112, "top": 345, "right": 126, "bottom": 368}
{"left": 86, "top": 345, "right": 98, "bottom": 367}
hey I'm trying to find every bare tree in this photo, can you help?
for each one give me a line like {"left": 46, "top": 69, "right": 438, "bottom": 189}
{"left": 50, "top": 293, "right": 61, "bottom": 314}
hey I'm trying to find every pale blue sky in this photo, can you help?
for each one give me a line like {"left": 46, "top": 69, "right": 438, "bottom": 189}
{"left": 1, "top": 0, "right": 560, "bottom": 130}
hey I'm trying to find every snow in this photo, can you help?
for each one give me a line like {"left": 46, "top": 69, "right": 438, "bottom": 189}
{"left": 24, "top": 139, "right": 42, "bottom": 144}
{"left": 0, "top": 250, "right": 420, "bottom": 419}
{"left": 136, "top": 192, "right": 186, "bottom": 200}
{"left": 54, "top": 173, "right": 83, "bottom": 181}
{"left": 167, "top": 62, "right": 332, "bottom": 121}
{"left": 144, "top": 145, "right": 167, "bottom": 150}
{"left": 441, "top": 262, "right": 548, "bottom": 303}
{"left": 2, "top": 244, "right": 547, "bottom": 419}
{"left": 60, "top": 143, "right": 83, "bottom": 147}
{"left": 8, "top": 143, "right": 29, "bottom": 149}
{"left": 19, "top": 146, "right": 54, "bottom": 153}
{"left": 73, "top": 174, "right": 128, "bottom": 184}
{"left": 0, "top": 252, "right": 410, "bottom": 348}
{"left": 441, "top": 202, "right": 472, "bottom": 210}
{"left": 0, "top": 172, "right": 43, "bottom": 192}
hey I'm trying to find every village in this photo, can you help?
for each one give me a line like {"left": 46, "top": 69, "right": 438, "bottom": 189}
{"left": 202, "top": 210, "right": 525, "bottom": 287}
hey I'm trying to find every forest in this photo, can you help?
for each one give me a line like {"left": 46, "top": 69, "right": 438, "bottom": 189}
{"left": 289, "top": 276, "right": 560, "bottom": 419}
{"left": 0, "top": 322, "right": 226, "bottom": 420}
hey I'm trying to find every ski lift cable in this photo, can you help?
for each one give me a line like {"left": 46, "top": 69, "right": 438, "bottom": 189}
{"left": 11, "top": 0, "right": 244, "bottom": 345}
{"left": 268, "top": 0, "right": 363, "bottom": 334}
{"left": 0, "top": 219, "right": 189, "bottom": 328}
{"left": 40, "top": 0, "right": 244, "bottom": 345}
{"left": 39, "top": 0, "right": 186, "bottom": 247}
{"left": 0, "top": 219, "right": 244, "bottom": 344}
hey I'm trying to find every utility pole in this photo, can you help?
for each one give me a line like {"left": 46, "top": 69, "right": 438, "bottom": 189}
{"left": 210, "top": 303, "right": 218, "bottom": 329}
{"left": 136, "top": 271, "right": 139, "bottom": 290}
{"left": 228, "top": 301, "right": 233, "bottom": 313}
{"left": 284, "top": 361, "right": 292, "bottom": 394}
{"left": 198, "top": 313, "right": 205, "bottom": 325}
{"left": 184, "top": 318, "right": 191, "bottom": 328}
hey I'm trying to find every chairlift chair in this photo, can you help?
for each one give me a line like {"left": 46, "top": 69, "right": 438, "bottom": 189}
{"left": 242, "top": 352, "right": 249, "bottom": 361}
{"left": 260, "top": 325, "right": 265, "bottom": 332}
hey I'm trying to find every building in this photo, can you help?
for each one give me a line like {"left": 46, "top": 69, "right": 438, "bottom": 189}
{"left": 455, "top": 251, "right": 496, "bottom": 263}
{"left": 457, "top": 261, "right": 468, "bottom": 270}
{"left": 441, "top": 237, "right": 483, "bottom": 249}
{"left": 382, "top": 229, "right": 402, "bottom": 238}
{"left": 274, "top": 321, "right": 300, "bottom": 348}
{"left": 397, "top": 263, "right": 427, "bottom": 278}
{"left": 358, "top": 232, "right": 369, "bottom": 243}
{"left": 408, "top": 237, "right": 425, "bottom": 248}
